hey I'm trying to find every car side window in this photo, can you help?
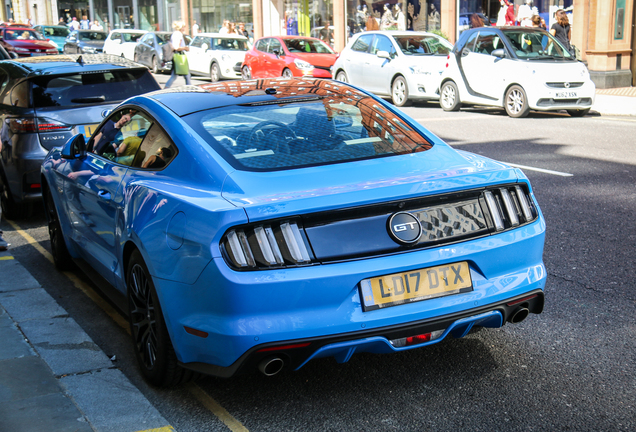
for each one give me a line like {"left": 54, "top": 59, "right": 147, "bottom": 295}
{"left": 136, "top": 124, "right": 177, "bottom": 170}
{"left": 474, "top": 31, "right": 498, "bottom": 55}
{"left": 371, "top": 35, "right": 395, "bottom": 56}
{"left": 268, "top": 38, "right": 282, "bottom": 54}
{"left": 255, "top": 39, "right": 268, "bottom": 52}
{"left": 191, "top": 36, "right": 203, "bottom": 48}
{"left": 462, "top": 32, "right": 479, "bottom": 55}
{"left": 0, "top": 70, "right": 9, "bottom": 96}
{"left": 351, "top": 34, "right": 373, "bottom": 53}
{"left": 89, "top": 109, "right": 152, "bottom": 166}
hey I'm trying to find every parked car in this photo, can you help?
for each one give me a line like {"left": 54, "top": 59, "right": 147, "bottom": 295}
{"left": 187, "top": 33, "right": 249, "bottom": 81}
{"left": 439, "top": 27, "right": 595, "bottom": 117}
{"left": 0, "top": 27, "right": 58, "bottom": 57}
{"left": 103, "top": 29, "right": 147, "bottom": 60}
{"left": 42, "top": 78, "right": 546, "bottom": 387}
{"left": 63, "top": 30, "right": 107, "bottom": 54}
{"left": 332, "top": 30, "right": 453, "bottom": 107}
{"left": 33, "top": 25, "right": 70, "bottom": 53}
{"left": 0, "top": 55, "right": 160, "bottom": 218}
{"left": 241, "top": 35, "right": 337, "bottom": 79}
{"left": 133, "top": 31, "right": 173, "bottom": 73}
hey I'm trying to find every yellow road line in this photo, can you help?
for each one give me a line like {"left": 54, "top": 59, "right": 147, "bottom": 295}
{"left": 0, "top": 255, "right": 14, "bottom": 260}
{"left": 187, "top": 383, "right": 249, "bottom": 432}
{"left": 9, "top": 219, "right": 249, "bottom": 432}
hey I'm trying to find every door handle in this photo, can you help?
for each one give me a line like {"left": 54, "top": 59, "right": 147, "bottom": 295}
{"left": 97, "top": 190, "right": 111, "bottom": 200}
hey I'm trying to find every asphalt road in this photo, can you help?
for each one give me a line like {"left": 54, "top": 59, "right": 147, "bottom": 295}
{"left": 3, "top": 83, "right": 635, "bottom": 431}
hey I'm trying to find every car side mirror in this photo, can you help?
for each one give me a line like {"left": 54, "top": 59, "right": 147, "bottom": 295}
{"left": 273, "top": 49, "right": 284, "bottom": 57}
{"left": 201, "top": 43, "right": 209, "bottom": 51}
{"left": 61, "top": 134, "right": 86, "bottom": 160}
{"left": 9, "top": 52, "right": 17, "bottom": 59}
{"left": 491, "top": 48, "right": 505, "bottom": 58}
{"left": 376, "top": 50, "right": 391, "bottom": 59}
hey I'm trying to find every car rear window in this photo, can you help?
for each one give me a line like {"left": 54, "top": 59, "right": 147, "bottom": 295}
{"left": 183, "top": 89, "right": 433, "bottom": 172}
{"left": 30, "top": 69, "right": 160, "bottom": 108}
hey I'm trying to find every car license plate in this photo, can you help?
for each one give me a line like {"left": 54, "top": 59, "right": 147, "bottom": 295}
{"left": 555, "top": 91, "right": 577, "bottom": 98}
{"left": 74, "top": 124, "right": 100, "bottom": 139}
{"left": 359, "top": 261, "right": 472, "bottom": 312}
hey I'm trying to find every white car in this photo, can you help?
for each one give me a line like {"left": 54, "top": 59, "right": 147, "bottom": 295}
{"left": 439, "top": 26, "right": 595, "bottom": 117}
{"left": 187, "top": 33, "right": 249, "bottom": 81}
{"left": 103, "top": 29, "right": 148, "bottom": 60}
{"left": 332, "top": 31, "right": 453, "bottom": 107}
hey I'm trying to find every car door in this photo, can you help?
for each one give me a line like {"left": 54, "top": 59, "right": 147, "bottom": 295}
{"left": 136, "top": 33, "right": 152, "bottom": 64}
{"left": 344, "top": 33, "right": 374, "bottom": 85}
{"left": 248, "top": 39, "right": 268, "bottom": 77}
{"left": 187, "top": 35, "right": 206, "bottom": 74}
{"left": 363, "top": 34, "right": 397, "bottom": 94}
{"left": 459, "top": 29, "right": 504, "bottom": 99}
{"left": 265, "top": 38, "right": 285, "bottom": 77}
{"left": 63, "top": 109, "right": 151, "bottom": 284}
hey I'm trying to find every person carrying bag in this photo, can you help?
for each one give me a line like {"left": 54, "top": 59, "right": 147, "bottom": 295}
{"left": 164, "top": 21, "right": 192, "bottom": 88}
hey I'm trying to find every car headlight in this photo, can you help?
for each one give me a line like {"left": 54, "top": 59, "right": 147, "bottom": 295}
{"left": 409, "top": 66, "right": 431, "bottom": 75}
{"left": 221, "top": 54, "right": 230, "bottom": 62}
{"left": 294, "top": 58, "right": 314, "bottom": 71}
{"left": 82, "top": 46, "right": 97, "bottom": 53}
{"left": 14, "top": 47, "right": 29, "bottom": 52}
{"left": 48, "top": 40, "right": 58, "bottom": 49}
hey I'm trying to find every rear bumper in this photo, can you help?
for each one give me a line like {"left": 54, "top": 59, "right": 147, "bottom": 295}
{"left": 181, "top": 290, "right": 544, "bottom": 378}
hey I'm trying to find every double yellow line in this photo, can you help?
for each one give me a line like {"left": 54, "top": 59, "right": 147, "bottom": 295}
{"left": 7, "top": 219, "right": 248, "bottom": 432}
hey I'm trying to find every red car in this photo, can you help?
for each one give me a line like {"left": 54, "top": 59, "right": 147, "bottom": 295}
{"left": 0, "top": 27, "right": 57, "bottom": 57}
{"left": 241, "top": 35, "right": 337, "bottom": 79}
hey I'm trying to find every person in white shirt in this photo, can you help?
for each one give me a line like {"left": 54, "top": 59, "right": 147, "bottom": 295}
{"left": 192, "top": 20, "right": 199, "bottom": 35}
{"left": 90, "top": 20, "right": 103, "bottom": 30}
{"left": 164, "top": 21, "right": 192, "bottom": 88}
{"left": 69, "top": 17, "right": 80, "bottom": 30}
{"left": 219, "top": 19, "right": 230, "bottom": 34}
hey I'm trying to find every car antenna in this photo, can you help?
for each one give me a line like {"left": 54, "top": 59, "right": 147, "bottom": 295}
{"left": 76, "top": 55, "right": 84, "bottom": 65}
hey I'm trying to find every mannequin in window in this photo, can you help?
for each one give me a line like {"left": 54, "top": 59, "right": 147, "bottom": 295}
{"left": 286, "top": 10, "right": 298, "bottom": 35}
{"left": 380, "top": 4, "right": 396, "bottom": 30}
{"left": 394, "top": 4, "right": 406, "bottom": 31}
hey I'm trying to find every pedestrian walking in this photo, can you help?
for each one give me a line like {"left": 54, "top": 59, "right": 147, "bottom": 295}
{"left": 219, "top": 19, "right": 230, "bottom": 34}
{"left": 192, "top": 20, "right": 199, "bottom": 35}
{"left": 69, "top": 17, "right": 80, "bottom": 30}
{"left": 531, "top": 14, "right": 546, "bottom": 30}
{"left": 80, "top": 15, "right": 90, "bottom": 30}
{"left": 550, "top": 9, "right": 573, "bottom": 55}
{"left": 237, "top": 22, "right": 249, "bottom": 38}
{"left": 164, "top": 21, "right": 191, "bottom": 88}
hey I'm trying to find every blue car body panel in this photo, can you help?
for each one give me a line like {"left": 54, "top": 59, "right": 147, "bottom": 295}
{"left": 41, "top": 79, "right": 546, "bottom": 378}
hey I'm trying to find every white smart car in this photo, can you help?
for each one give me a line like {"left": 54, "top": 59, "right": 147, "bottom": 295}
{"left": 439, "top": 26, "right": 594, "bottom": 117}
{"left": 187, "top": 33, "right": 249, "bottom": 82}
{"left": 332, "top": 31, "right": 453, "bottom": 107}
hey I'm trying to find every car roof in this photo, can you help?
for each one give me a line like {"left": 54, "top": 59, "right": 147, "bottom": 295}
{"left": 3, "top": 26, "right": 37, "bottom": 31}
{"left": 109, "top": 29, "right": 148, "bottom": 33}
{"left": 1, "top": 54, "right": 147, "bottom": 76}
{"left": 357, "top": 30, "right": 441, "bottom": 37}
{"left": 195, "top": 33, "right": 247, "bottom": 39}
{"left": 37, "top": 25, "right": 68, "bottom": 29}
{"left": 139, "top": 78, "right": 359, "bottom": 117}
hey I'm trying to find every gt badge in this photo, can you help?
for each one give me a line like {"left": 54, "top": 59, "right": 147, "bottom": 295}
{"left": 388, "top": 212, "right": 422, "bottom": 245}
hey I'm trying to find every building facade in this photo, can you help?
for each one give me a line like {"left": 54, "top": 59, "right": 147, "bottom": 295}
{"left": 2, "top": 0, "right": 633, "bottom": 88}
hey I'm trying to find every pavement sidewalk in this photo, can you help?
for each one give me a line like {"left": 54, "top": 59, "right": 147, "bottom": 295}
{"left": 592, "top": 87, "right": 636, "bottom": 116}
{"left": 0, "top": 250, "right": 174, "bottom": 432}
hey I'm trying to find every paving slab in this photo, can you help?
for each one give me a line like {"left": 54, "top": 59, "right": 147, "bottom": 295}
{"left": 0, "top": 356, "right": 61, "bottom": 402}
{"left": 62, "top": 368, "right": 171, "bottom": 432}
{"left": 0, "top": 287, "right": 68, "bottom": 322}
{"left": 0, "top": 257, "right": 41, "bottom": 292}
{"left": 0, "top": 393, "right": 93, "bottom": 432}
{"left": 20, "top": 316, "right": 114, "bottom": 376}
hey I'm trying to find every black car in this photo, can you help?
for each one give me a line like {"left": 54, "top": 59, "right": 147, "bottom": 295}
{"left": 63, "top": 30, "right": 108, "bottom": 54}
{"left": 0, "top": 54, "right": 160, "bottom": 218}
{"left": 133, "top": 31, "right": 173, "bottom": 73}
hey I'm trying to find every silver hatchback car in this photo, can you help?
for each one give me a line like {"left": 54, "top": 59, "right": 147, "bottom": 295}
{"left": 332, "top": 31, "right": 453, "bottom": 107}
{"left": 0, "top": 54, "right": 160, "bottom": 218}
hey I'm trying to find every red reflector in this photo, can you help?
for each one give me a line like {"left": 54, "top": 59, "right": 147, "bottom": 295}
{"left": 30, "top": 183, "right": 41, "bottom": 189}
{"left": 406, "top": 333, "right": 431, "bottom": 346}
{"left": 184, "top": 326, "right": 208, "bottom": 338}
{"left": 507, "top": 294, "right": 538, "bottom": 307}
{"left": 257, "top": 342, "right": 311, "bottom": 353}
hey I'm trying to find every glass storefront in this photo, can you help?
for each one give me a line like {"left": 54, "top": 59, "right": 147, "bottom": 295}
{"left": 345, "top": 1, "right": 441, "bottom": 39}
{"left": 189, "top": 0, "right": 253, "bottom": 35}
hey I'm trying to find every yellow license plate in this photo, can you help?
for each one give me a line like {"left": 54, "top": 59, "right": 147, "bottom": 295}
{"left": 359, "top": 261, "right": 472, "bottom": 311}
{"left": 74, "top": 124, "right": 100, "bottom": 139}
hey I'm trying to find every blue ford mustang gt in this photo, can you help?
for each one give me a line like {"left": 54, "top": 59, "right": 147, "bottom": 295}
{"left": 41, "top": 78, "right": 546, "bottom": 387}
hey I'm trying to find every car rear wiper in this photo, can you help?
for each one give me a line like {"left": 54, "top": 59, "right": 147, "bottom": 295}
{"left": 71, "top": 96, "right": 106, "bottom": 103}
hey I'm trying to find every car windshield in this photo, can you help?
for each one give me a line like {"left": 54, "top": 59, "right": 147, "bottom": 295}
{"left": 214, "top": 38, "right": 249, "bottom": 51}
{"left": 121, "top": 32, "right": 145, "bottom": 42}
{"left": 78, "top": 31, "right": 106, "bottom": 41}
{"left": 284, "top": 38, "right": 335, "bottom": 54}
{"left": 5, "top": 29, "right": 46, "bottom": 41}
{"left": 31, "top": 69, "right": 160, "bottom": 108}
{"left": 502, "top": 30, "right": 574, "bottom": 60}
{"left": 42, "top": 27, "right": 70, "bottom": 37}
{"left": 394, "top": 35, "right": 452, "bottom": 55}
{"left": 184, "top": 83, "right": 432, "bottom": 171}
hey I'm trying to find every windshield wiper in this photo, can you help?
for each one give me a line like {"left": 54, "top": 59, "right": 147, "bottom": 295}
{"left": 71, "top": 96, "right": 106, "bottom": 103}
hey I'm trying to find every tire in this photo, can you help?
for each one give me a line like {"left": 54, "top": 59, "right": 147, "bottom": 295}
{"left": 391, "top": 76, "right": 410, "bottom": 107}
{"left": 151, "top": 56, "right": 158, "bottom": 74}
{"left": 134, "top": 53, "right": 139, "bottom": 63}
{"left": 504, "top": 85, "right": 530, "bottom": 118}
{"left": 282, "top": 68, "right": 293, "bottom": 79}
{"left": 0, "top": 181, "right": 32, "bottom": 220}
{"left": 567, "top": 108, "right": 590, "bottom": 117}
{"left": 440, "top": 81, "right": 461, "bottom": 111}
{"left": 127, "top": 250, "right": 195, "bottom": 387}
{"left": 44, "top": 189, "right": 74, "bottom": 271}
{"left": 210, "top": 62, "right": 220, "bottom": 82}
{"left": 241, "top": 65, "right": 251, "bottom": 80}
{"left": 335, "top": 70, "right": 348, "bottom": 83}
